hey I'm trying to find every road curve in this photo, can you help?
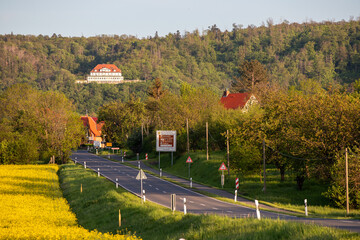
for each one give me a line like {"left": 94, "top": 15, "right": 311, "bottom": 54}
{"left": 70, "top": 151, "right": 360, "bottom": 233}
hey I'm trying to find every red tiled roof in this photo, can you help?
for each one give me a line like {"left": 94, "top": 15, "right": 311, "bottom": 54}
{"left": 90, "top": 64, "right": 121, "bottom": 73}
{"left": 80, "top": 116, "right": 102, "bottom": 137}
{"left": 220, "top": 92, "right": 250, "bottom": 109}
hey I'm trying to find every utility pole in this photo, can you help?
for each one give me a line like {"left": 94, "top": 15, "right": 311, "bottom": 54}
{"left": 141, "top": 123, "right": 144, "bottom": 147}
{"left": 346, "top": 148, "right": 349, "bottom": 214}
{"left": 187, "top": 118, "right": 189, "bottom": 155}
{"left": 227, "top": 130, "right": 230, "bottom": 176}
{"left": 206, "top": 122, "right": 209, "bottom": 161}
{"left": 263, "top": 140, "right": 266, "bottom": 193}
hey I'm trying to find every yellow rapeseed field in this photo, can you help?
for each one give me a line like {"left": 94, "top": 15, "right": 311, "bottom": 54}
{"left": 0, "top": 165, "right": 140, "bottom": 240}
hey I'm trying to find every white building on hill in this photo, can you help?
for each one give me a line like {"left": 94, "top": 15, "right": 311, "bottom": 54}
{"left": 86, "top": 64, "right": 124, "bottom": 84}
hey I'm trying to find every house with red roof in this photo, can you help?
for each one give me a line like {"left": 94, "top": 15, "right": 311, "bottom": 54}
{"left": 220, "top": 89, "right": 258, "bottom": 111}
{"left": 81, "top": 116, "right": 104, "bottom": 146}
{"left": 86, "top": 64, "right": 124, "bottom": 84}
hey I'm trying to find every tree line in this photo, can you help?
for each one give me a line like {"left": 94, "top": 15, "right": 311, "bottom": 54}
{"left": 1, "top": 19, "right": 360, "bottom": 114}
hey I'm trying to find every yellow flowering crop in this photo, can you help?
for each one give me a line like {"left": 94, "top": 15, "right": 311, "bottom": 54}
{"left": 0, "top": 165, "right": 140, "bottom": 240}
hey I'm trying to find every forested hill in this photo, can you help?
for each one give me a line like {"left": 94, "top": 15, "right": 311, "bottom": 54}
{"left": 1, "top": 19, "right": 360, "bottom": 114}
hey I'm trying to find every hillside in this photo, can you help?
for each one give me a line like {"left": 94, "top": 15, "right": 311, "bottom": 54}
{"left": 1, "top": 19, "right": 360, "bottom": 114}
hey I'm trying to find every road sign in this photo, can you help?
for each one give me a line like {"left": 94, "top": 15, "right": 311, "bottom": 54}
{"left": 186, "top": 156, "right": 193, "bottom": 163}
{"left": 235, "top": 178, "right": 239, "bottom": 189}
{"left": 156, "top": 130, "right": 177, "bottom": 152}
{"left": 136, "top": 169, "right": 147, "bottom": 180}
{"left": 219, "top": 162, "right": 228, "bottom": 171}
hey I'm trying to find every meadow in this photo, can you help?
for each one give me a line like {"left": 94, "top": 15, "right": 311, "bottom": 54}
{"left": 0, "top": 164, "right": 139, "bottom": 240}
{"left": 59, "top": 162, "right": 359, "bottom": 239}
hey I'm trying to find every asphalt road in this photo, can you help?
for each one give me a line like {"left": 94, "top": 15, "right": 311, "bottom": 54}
{"left": 70, "top": 150, "right": 360, "bottom": 233}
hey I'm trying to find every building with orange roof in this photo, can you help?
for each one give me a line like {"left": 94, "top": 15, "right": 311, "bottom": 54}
{"left": 81, "top": 116, "right": 104, "bottom": 146}
{"left": 86, "top": 64, "right": 124, "bottom": 84}
{"left": 220, "top": 89, "right": 258, "bottom": 111}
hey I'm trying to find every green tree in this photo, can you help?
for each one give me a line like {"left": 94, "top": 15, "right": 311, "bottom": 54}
{"left": 231, "top": 60, "right": 269, "bottom": 93}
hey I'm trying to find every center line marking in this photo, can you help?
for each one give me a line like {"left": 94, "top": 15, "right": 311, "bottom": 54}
{"left": 163, "top": 191, "right": 167, "bottom": 193}
{"left": 149, "top": 185, "right": 152, "bottom": 187}
{"left": 200, "top": 204, "right": 206, "bottom": 206}
{"left": 155, "top": 188, "right": 159, "bottom": 190}
{"left": 226, "top": 211, "right": 233, "bottom": 213}
{"left": 212, "top": 207, "right": 218, "bottom": 210}
{"left": 190, "top": 201, "right": 194, "bottom": 203}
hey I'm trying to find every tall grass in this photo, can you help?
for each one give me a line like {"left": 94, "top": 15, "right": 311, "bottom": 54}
{"left": 59, "top": 163, "right": 359, "bottom": 239}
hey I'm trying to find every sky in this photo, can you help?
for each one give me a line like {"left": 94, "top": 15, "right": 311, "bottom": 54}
{"left": 0, "top": 0, "right": 359, "bottom": 38}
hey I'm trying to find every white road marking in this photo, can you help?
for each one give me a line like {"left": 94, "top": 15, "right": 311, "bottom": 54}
{"left": 190, "top": 201, "right": 194, "bottom": 203}
{"left": 226, "top": 211, "right": 233, "bottom": 213}
{"left": 149, "top": 185, "right": 153, "bottom": 187}
{"left": 156, "top": 188, "right": 159, "bottom": 190}
{"left": 163, "top": 191, "right": 167, "bottom": 193}
{"left": 212, "top": 207, "right": 218, "bottom": 210}
{"left": 200, "top": 204, "right": 206, "bottom": 206}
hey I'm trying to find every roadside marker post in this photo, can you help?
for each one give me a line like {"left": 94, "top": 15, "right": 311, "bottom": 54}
{"left": 186, "top": 156, "right": 193, "bottom": 179}
{"left": 235, "top": 190, "right": 237, "bottom": 202}
{"left": 305, "top": 199, "right": 308, "bottom": 216}
{"left": 84, "top": 162, "right": 86, "bottom": 169}
{"left": 137, "top": 153, "right": 139, "bottom": 161}
{"left": 138, "top": 161, "right": 140, "bottom": 169}
{"left": 121, "top": 156, "right": 124, "bottom": 163}
{"left": 171, "top": 194, "right": 176, "bottom": 213}
{"left": 98, "top": 168, "right": 100, "bottom": 177}
{"left": 255, "top": 200, "right": 261, "bottom": 220}
{"left": 160, "top": 168, "right": 162, "bottom": 177}
{"left": 190, "top": 177, "right": 192, "bottom": 188}
{"left": 143, "top": 190, "right": 146, "bottom": 202}
{"left": 184, "top": 198, "right": 187, "bottom": 215}
{"left": 145, "top": 153, "right": 148, "bottom": 160}
{"left": 116, "top": 178, "right": 118, "bottom": 188}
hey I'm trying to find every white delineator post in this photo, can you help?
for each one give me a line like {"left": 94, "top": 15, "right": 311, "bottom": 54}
{"left": 234, "top": 190, "right": 238, "bottom": 202}
{"left": 190, "top": 178, "right": 192, "bottom": 188}
{"left": 255, "top": 200, "right": 261, "bottom": 220}
{"left": 138, "top": 161, "right": 140, "bottom": 169}
{"left": 305, "top": 199, "right": 308, "bottom": 216}
{"left": 184, "top": 198, "right": 187, "bottom": 215}
{"left": 116, "top": 178, "right": 118, "bottom": 188}
{"left": 84, "top": 162, "right": 86, "bottom": 168}
{"left": 98, "top": 168, "right": 100, "bottom": 177}
{"left": 160, "top": 168, "right": 162, "bottom": 177}
{"left": 143, "top": 190, "right": 146, "bottom": 202}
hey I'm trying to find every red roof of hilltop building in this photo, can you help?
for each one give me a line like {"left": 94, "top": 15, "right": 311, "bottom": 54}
{"left": 220, "top": 90, "right": 253, "bottom": 110}
{"left": 91, "top": 64, "right": 121, "bottom": 73}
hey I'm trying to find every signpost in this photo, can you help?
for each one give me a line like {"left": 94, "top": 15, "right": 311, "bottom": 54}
{"left": 156, "top": 130, "right": 176, "bottom": 169}
{"left": 136, "top": 169, "right": 147, "bottom": 203}
{"left": 186, "top": 156, "right": 193, "bottom": 179}
{"left": 219, "top": 162, "right": 228, "bottom": 188}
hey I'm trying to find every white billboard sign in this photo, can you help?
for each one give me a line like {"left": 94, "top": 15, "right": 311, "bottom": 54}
{"left": 156, "top": 130, "right": 176, "bottom": 152}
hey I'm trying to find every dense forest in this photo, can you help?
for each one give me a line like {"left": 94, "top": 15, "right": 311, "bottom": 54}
{"left": 1, "top": 19, "right": 360, "bottom": 114}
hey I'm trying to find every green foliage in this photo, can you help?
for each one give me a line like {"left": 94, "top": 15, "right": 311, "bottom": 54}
{"left": 1, "top": 19, "right": 360, "bottom": 114}
{"left": 0, "top": 84, "right": 83, "bottom": 164}
{"left": 325, "top": 147, "right": 360, "bottom": 209}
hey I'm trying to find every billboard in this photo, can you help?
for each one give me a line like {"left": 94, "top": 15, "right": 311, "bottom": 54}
{"left": 156, "top": 130, "right": 176, "bottom": 152}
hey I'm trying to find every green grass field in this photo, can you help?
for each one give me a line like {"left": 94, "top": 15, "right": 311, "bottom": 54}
{"left": 59, "top": 163, "right": 359, "bottom": 239}
{"left": 145, "top": 150, "right": 360, "bottom": 219}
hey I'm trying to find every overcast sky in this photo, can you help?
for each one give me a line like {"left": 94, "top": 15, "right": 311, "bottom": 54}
{"left": 0, "top": 0, "right": 359, "bottom": 38}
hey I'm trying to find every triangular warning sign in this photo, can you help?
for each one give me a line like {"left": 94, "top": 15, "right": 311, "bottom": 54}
{"left": 219, "top": 162, "right": 228, "bottom": 171}
{"left": 186, "top": 156, "right": 193, "bottom": 163}
{"left": 136, "top": 169, "right": 147, "bottom": 180}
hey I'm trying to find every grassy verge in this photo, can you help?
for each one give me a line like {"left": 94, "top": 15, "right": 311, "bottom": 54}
{"left": 0, "top": 164, "right": 138, "bottom": 240}
{"left": 59, "top": 163, "right": 359, "bottom": 240}
{"left": 146, "top": 150, "right": 360, "bottom": 219}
